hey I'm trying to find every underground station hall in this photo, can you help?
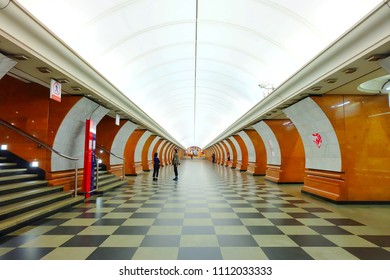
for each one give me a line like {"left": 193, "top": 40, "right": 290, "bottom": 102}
{"left": 1, "top": 0, "right": 390, "bottom": 267}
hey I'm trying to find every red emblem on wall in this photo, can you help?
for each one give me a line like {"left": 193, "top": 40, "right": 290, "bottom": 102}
{"left": 312, "top": 133, "right": 322, "bottom": 148}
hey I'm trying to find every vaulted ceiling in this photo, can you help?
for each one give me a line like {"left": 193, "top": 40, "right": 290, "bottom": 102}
{"left": 4, "top": 0, "right": 387, "bottom": 148}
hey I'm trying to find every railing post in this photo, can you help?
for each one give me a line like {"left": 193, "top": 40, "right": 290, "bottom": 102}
{"left": 122, "top": 158, "right": 125, "bottom": 181}
{"left": 74, "top": 160, "right": 78, "bottom": 197}
{"left": 95, "top": 157, "right": 100, "bottom": 190}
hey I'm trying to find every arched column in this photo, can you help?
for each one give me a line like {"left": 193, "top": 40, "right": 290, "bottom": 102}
{"left": 233, "top": 134, "right": 248, "bottom": 171}
{"left": 216, "top": 143, "right": 226, "bottom": 165}
{"left": 142, "top": 134, "right": 157, "bottom": 171}
{"left": 124, "top": 129, "right": 146, "bottom": 175}
{"left": 284, "top": 97, "right": 343, "bottom": 200}
{"left": 96, "top": 117, "right": 136, "bottom": 177}
{"left": 222, "top": 140, "right": 233, "bottom": 167}
{"left": 243, "top": 129, "right": 266, "bottom": 175}
{"left": 225, "top": 138, "right": 238, "bottom": 169}
{"left": 260, "top": 120, "right": 304, "bottom": 183}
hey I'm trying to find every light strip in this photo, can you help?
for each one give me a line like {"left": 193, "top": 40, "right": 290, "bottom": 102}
{"left": 193, "top": 0, "right": 199, "bottom": 146}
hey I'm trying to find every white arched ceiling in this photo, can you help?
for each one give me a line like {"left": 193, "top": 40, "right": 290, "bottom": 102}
{"left": 18, "top": 0, "right": 381, "bottom": 148}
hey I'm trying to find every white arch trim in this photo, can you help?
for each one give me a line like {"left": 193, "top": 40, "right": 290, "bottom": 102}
{"left": 253, "top": 121, "right": 281, "bottom": 165}
{"left": 110, "top": 121, "right": 137, "bottom": 165}
{"left": 283, "top": 97, "right": 342, "bottom": 172}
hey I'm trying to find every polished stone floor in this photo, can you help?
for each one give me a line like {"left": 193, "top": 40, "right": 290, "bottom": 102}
{"left": 1, "top": 159, "right": 390, "bottom": 260}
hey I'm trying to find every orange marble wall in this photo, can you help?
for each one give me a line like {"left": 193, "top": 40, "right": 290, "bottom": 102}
{"left": 233, "top": 135, "right": 248, "bottom": 171}
{"left": 244, "top": 129, "right": 266, "bottom": 175}
{"left": 124, "top": 129, "right": 146, "bottom": 175}
{"left": 0, "top": 75, "right": 81, "bottom": 177}
{"left": 312, "top": 95, "right": 390, "bottom": 201}
{"left": 142, "top": 135, "right": 157, "bottom": 171}
{"left": 225, "top": 139, "right": 238, "bottom": 168}
{"left": 265, "top": 120, "right": 305, "bottom": 183}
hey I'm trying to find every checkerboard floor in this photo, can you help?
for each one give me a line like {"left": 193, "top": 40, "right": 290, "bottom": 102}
{"left": 1, "top": 159, "right": 390, "bottom": 260}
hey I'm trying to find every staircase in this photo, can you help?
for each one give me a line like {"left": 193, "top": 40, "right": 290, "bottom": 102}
{"left": 94, "top": 170, "right": 127, "bottom": 194}
{"left": 0, "top": 156, "right": 84, "bottom": 236}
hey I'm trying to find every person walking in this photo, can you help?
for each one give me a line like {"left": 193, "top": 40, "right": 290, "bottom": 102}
{"left": 172, "top": 148, "right": 180, "bottom": 181}
{"left": 211, "top": 153, "right": 215, "bottom": 163}
{"left": 153, "top": 152, "right": 160, "bottom": 181}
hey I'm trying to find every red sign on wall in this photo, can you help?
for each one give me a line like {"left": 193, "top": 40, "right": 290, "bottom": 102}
{"left": 312, "top": 133, "right": 322, "bottom": 148}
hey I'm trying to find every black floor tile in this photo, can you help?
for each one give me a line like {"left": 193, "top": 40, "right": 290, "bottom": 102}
{"left": 43, "top": 226, "right": 87, "bottom": 235}
{"left": 0, "top": 235, "right": 38, "bottom": 247}
{"left": 303, "top": 207, "right": 332, "bottom": 213}
{"left": 256, "top": 208, "right": 283, "bottom": 213}
{"left": 153, "top": 219, "right": 183, "bottom": 226}
{"left": 140, "top": 235, "right": 180, "bottom": 247}
{"left": 0, "top": 248, "right": 54, "bottom": 260}
{"left": 359, "top": 235, "right": 390, "bottom": 247}
{"left": 76, "top": 212, "right": 106, "bottom": 219}
{"left": 131, "top": 213, "right": 159, "bottom": 218}
{"left": 30, "top": 218, "right": 68, "bottom": 226}
{"left": 269, "top": 219, "right": 303, "bottom": 226}
{"left": 309, "top": 226, "right": 353, "bottom": 235}
{"left": 289, "top": 235, "right": 337, "bottom": 247}
{"left": 60, "top": 235, "right": 109, "bottom": 247}
{"left": 217, "top": 235, "right": 258, "bottom": 247}
{"left": 178, "top": 247, "right": 223, "bottom": 260}
{"left": 262, "top": 247, "right": 314, "bottom": 260}
{"left": 86, "top": 247, "right": 137, "bottom": 260}
{"left": 236, "top": 212, "right": 265, "bottom": 218}
{"left": 344, "top": 247, "right": 390, "bottom": 260}
{"left": 209, "top": 208, "right": 234, "bottom": 213}
{"left": 184, "top": 213, "right": 211, "bottom": 218}
{"left": 182, "top": 226, "right": 216, "bottom": 235}
{"left": 213, "top": 219, "right": 243, "bottom": 226}
{"left": 113, "top": 226, "right": 150, "bottom": 235}
{"left": 287, "top": 213, "right": 318, "bottom": 219}
{"left": 325, "top": 218, "right": 364, "bottom": 226}
{"left": 92, "top": 219, "right": 127, "bottom": 226}
{"left": 246, "top": 226, "right": 284, "bottom": 235}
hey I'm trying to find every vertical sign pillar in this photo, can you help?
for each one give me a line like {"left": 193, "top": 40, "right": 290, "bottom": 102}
{"left": 83, "top": 119, "right": 96, "bottom": 197}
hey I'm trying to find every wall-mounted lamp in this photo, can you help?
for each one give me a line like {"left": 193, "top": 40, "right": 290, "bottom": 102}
{"left": 1, "top": 144, "right": 8, "bottom": 150}
{"left": 31, "top": 161, "right": 39, "bottom": 167}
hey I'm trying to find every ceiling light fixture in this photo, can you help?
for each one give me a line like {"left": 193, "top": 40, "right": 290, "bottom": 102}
{"left": 37, "top": 67, "right": 52, "bottom": 73}
{"left": 12, "top": 54, "right": 30, "bottom": 61}
{"left": 365, "top": 54, "right": 388, "bottom": 61}
{"left": 325, "top": 78, "right": 337, "bottom": 83}
{"left": 72, "top": 87, "right": 82, "bottom": 91}
{"left": 56, "top": 78, "right": 69, "bottom": 83}
{"left": 311, "top": 86, "right": 322, "bottom": 91}
{"left": 343, "top": 68, "right": 357, "bottom": 74}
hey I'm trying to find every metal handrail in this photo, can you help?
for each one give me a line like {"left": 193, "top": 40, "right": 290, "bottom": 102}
{"left": 0, "top": 119, "right": 79, "bottom": 197}
{"left": 96, "top": 144, "right": 125, "bottom": 180}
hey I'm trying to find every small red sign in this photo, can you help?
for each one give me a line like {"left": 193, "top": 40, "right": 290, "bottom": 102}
{"left": 312, "top": 133, "right": 322, "bottom": 148}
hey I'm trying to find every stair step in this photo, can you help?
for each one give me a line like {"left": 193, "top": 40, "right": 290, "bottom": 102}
{"left": 0, "top": 192, "right": 72, "bottom": 220}
{"left": 0, "top": 186, "right": 64, "bottom": 206}
{"left": 0, "top": 196, "right": 84, "bottom": 236}
{"left": 0, "top": 157, "right": 6, "bottom": 161}
{"left": 0, "top": 163, "right": 17, "bottom": 168}
{"left": 95, "top": 180, "right": 127, "bottom": 194}
{"left": 96, "top": 176, "right": 118, "bottom": 185}
{"left": 0, "top": 180, "right": 48, "bottom": 195}
{"left": 0, "top": 174, "right": 38, "bottom": 185}
{"left": 0, "top": 168, "right": 28, "bottom": 177}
